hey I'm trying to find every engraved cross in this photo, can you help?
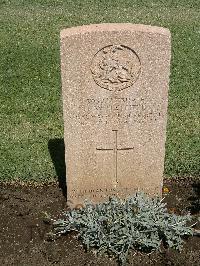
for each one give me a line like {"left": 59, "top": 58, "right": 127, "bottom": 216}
{"left": 96, "top": 130, "right": 134, "bottom": 183}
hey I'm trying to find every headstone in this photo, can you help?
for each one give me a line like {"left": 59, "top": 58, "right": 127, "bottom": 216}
{"left": 60, "top": 23, "right": 171, "bottom": 207}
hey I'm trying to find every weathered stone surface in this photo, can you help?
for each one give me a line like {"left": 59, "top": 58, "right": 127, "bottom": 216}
{"left": 60, "top": 23, "right": 171, "bottom": 207}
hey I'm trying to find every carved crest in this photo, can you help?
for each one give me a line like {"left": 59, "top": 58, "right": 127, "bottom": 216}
{"left": 91, "top": 45, "right": 141, "bottom": 91}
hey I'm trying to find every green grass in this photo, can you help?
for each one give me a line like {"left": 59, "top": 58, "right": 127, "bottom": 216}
{"left": 0, "top": 0, "right": 199, "bottom": 181}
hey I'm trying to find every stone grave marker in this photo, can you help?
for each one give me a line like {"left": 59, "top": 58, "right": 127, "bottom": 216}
{"left": 60, "top": 23, "right": 171, "bottom": 207}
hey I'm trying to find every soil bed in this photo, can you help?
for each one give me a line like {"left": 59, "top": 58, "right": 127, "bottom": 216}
{"left": 0, "top": 178, "right": 199, "bottom": 266}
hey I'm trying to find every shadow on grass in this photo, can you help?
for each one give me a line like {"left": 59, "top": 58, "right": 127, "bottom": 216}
{"left": 48, "top": 138, "right": 67, "bottom": 198}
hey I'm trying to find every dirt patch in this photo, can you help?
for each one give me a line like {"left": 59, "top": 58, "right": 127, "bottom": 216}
{"left": 0, "top": 178, "right": 199, "bottom": 266}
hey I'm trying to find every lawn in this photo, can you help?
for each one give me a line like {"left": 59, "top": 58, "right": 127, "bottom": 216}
{"left": 0, "top": 0, "right": 199, "bottom": 181}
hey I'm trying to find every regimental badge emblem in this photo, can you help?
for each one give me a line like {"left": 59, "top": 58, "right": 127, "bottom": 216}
{"left": 91, "top": 45, "right": 141, "bottom": 91}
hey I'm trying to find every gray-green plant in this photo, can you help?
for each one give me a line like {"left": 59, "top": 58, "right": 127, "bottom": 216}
{"left": 52, "top": 193, "right": 193, "bottom": 265}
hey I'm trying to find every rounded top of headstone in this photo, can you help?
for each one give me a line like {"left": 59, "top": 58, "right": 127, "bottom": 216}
{"left": 60, "top": 23, "right": 171, "bottom": 39}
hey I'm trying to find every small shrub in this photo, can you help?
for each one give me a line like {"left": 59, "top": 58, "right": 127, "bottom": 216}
{"left": 52, "top": 193, "right": 193, "bottom": 265}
